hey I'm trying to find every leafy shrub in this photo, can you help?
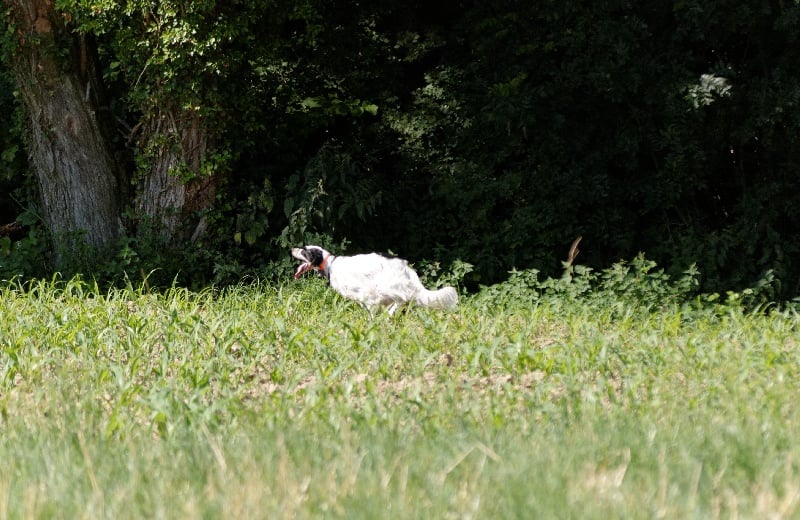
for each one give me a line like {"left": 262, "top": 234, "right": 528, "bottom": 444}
{"left": 476, "top": 255, "right": 701, "bottom": 314}
{"left": 417, "top": 258, "right": 474, "bottom": 291}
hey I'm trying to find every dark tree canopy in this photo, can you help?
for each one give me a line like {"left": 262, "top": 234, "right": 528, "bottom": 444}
{"left": 1, "top": 0, "right": 800, "bottom": 296}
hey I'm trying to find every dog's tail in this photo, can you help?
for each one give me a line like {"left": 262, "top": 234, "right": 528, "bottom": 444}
{"left": 414, "top": 286, "right": 458, "bottom": 310}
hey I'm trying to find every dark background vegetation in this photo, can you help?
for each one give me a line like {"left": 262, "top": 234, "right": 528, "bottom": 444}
{"left": 2, "top": 0, "right": 799, "bottom": 296}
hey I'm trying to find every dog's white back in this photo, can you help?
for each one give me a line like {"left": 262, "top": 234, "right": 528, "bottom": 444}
{"left": 330, "top": 253, "right": 424, "bottom": 310}
{"left": 292, "top": 245, "right": 458, "bottom": 315}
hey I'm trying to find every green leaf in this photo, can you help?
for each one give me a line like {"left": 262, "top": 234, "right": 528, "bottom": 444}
{"left": 2, "top": 145, "right": 18, "bottom": 162}
{"left": 300, "top": 97, "right": 322, "bottom": 109}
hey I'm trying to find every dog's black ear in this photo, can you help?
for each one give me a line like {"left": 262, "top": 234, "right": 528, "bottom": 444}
{"left": 305, "top": 246, "right": 325, "bottom": 267}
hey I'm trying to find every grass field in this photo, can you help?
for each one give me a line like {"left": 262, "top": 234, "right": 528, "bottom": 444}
{"left": 1, "top": 265, "right": 799, "bottom": 519}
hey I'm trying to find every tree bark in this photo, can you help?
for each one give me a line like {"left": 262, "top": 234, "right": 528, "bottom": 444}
{"left": 4, "top": 0, "right": 124, "bottom": 257}
{"left": 135, "top": 105, "right": 219, "bottom": 243}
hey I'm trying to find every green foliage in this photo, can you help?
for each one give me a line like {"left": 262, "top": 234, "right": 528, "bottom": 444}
{"left": 477, "top": 255, "right": 702, "bottom": 315}
{"left": 0, "top": 230, "right": 49, "bottom": 280}
{"left": 417, "top": 258, "right": 474, "bottom": 291}
{"left": 276, "top": 146, "right": 382, "bottom": 249}
{"left": 0, "top": 39, "right": 29, "bottom": 228}
{"left": 0, "top": 207, "right": 51, "bottom": 281}
{"left": 4, "top": 1, "right": 800, "bottom": 296}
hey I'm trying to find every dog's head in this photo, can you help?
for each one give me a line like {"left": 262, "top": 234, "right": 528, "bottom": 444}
{"left": 291, "top": 245, "right": 331, "bottom": 279}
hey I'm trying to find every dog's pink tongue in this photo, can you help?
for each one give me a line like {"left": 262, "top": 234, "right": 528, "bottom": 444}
{"left": 294, "top": 263, "right": 311, "bottom": 280}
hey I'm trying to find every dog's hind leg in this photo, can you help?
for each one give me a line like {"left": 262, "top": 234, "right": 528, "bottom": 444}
{"left": 362, "top": 303, "right": 376, "bottom": 318}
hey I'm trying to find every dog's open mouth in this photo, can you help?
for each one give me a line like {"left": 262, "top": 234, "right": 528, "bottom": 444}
{"left": 294, "top": 262, "right": 311, "bottom": 279}
{"left": 291, "top": 248, "right": 312, "bottom": 279}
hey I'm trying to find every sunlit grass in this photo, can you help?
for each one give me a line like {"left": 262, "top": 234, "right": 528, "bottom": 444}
{"left": 1, "top": 273, "right": 799, "bottom": 518}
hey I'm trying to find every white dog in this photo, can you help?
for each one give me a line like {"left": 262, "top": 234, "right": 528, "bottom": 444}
{"left": 292, "top": 245, "right": 458, "bottom": 315}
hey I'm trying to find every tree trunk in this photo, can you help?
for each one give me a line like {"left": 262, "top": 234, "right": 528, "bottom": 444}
{"left": 4, "top": 0, "right": 124, "bottom": 257}
{"left": 135, "top": 105, "right": 219, "bottom": 244}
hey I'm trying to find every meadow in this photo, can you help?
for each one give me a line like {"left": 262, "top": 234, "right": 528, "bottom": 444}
{"left": 1, "top": 260, "right": 799, "bottom": 519}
